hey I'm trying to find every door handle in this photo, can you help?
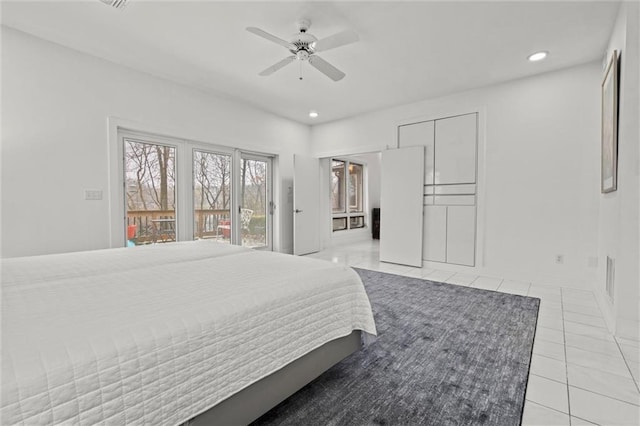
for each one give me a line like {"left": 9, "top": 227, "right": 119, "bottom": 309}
{"left": 294, "top": 209, "right": 303, "bottom": 213}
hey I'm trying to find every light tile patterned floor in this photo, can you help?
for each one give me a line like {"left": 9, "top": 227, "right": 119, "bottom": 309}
{"left": 306, "top": 240, "right": 640, "bottom": 425}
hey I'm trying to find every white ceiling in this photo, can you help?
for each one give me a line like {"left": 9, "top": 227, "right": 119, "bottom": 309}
{"left": 1, "top": 1, "right": 620, "bottom": 124}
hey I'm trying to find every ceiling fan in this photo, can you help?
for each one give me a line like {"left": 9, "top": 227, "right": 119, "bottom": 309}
{"left": 246, "top": 19, "right": 359, "bottom": 82}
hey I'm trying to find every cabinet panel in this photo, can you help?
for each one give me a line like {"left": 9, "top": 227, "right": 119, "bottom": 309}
{"left": 434, "top": 113, "right": 477, "bottom": 184}
{"left": 422, "top": 205, "right": 447, "bottom": 262}
{"left": 398, "top": 121, "right": 435, "bottom": 185}
{"left": 434, "top": 183, "right": 476, "bottom": 195}
{"left": 446, "top": 205, "right": 476, "bottom": 266}
{"left": 434, "top": 195, "right": 475, "bottom": 205}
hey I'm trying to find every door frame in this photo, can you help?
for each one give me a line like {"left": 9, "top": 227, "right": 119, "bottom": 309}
{"left": 110, "top": 123, "right": 276, "bottom": 251}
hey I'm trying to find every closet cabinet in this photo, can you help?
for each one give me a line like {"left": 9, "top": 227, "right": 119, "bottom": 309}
{"left": 434, "top": 114, "right": 477, "bottom": 184}
{"left": 399, "top": 112, "right": 478, "bottom": 267}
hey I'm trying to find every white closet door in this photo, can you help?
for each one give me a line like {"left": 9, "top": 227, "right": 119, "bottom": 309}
{"left": 446, "top": 205, "right": 476, "bottom": 266}
{"left": 434, "top": 113, "right": 477, "bottom": 184}
{"left": 398, "top": 121, "right": 435, "bottom": 185}
{"left": 422, "top": 205, "right": 447, "bottom": 262}
{"left": 380, "top": 146, "right": 425, "bottom": 267}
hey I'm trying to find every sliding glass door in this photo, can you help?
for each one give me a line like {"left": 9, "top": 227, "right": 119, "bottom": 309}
{"left": 240, "top": 154, "right": 272, "bottom": 250}
{"left": 120, "top": 131, "right": 274, "bottom": 250}
{"left": 124, "top": 138, "right": 177, "bottom": 246}
{"left": 193, "top": 150, "right": 232, "bottom": 243}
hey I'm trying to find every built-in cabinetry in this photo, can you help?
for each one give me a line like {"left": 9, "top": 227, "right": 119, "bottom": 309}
{"left": 398, "top": 113, "right": 478, "bottom": 266}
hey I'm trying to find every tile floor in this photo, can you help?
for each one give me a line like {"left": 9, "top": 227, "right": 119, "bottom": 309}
{"left": 305, "top": 240, "right": 640, "bottom": 425}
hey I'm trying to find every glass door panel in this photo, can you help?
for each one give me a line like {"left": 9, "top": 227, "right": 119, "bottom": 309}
{"left": 124, "top": 139, "right": 176, "bottom": 246}
{"left": 240, "top": 156, "right": 271, "bottom": 249}
{"left": 193, "top": 150, "right": 232, "bottom": 243}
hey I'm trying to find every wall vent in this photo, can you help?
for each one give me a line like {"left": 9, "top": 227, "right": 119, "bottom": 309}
{"left": 99, "top": 0, "right": 128, "bottom": 9}
{"left": 606, "top": 256, "right": 615, "bottom": 301}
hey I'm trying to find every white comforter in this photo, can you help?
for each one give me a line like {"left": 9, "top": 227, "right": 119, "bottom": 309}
{"left": 1, "top": 241, "right": 376, "bottom": 425}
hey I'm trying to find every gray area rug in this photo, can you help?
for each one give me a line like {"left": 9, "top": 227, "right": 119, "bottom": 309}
{"left": 253, "top": 268, "right": 540, "bottom": 426}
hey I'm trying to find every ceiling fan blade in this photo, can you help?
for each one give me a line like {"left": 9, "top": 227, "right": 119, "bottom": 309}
{"left": 246, "top": 27, "right": 296, "bottom": 51}
{"left": 312, "top": 30, "right": 359, "bottom": 53}
{"left": 308, "top": 55, "right": 346, "bottom": 81}
{"left": 259, "top": 56, "right": 296, "bottom": 76}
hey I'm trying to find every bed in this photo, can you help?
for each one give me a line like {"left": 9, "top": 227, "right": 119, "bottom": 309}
{"left": 1, "top": 241, "right": 377, "bottom": 425}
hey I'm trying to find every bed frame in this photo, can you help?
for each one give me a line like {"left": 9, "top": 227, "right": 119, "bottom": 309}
{"left": 189, "top": 331, "right": 362, "bottom": 426}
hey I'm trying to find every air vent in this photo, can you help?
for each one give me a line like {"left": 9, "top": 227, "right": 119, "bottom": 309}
{"left": 606, "top": 256, "right": 615, "bottom": 301}
{"left": 99, "top": 0, "right": 128, "bottom": 9}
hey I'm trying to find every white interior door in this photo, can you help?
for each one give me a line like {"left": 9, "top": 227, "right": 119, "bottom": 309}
{"left": 380, "top": 146, "right": 425, "bottom": 267}
{"left": 293, "top": 154, "right": 320, "bottom": 255}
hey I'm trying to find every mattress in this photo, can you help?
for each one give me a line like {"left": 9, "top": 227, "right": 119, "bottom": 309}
{"left": 1, "top": 241, "right": 377, "bottom": 425}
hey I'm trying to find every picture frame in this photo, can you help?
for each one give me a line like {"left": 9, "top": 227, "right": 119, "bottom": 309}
{"left": 601, "top": 49, "right": 619, "bottom": 193}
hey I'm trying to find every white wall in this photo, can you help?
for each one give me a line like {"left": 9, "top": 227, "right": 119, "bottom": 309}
{"left": 1, "top": 27, "right": 311, "bottom": 257}
{"left": 312, "top": 62, "right": 602, "bottom": 289}
{"left": 597, "top": 1, "right": 639, "bottom": 341}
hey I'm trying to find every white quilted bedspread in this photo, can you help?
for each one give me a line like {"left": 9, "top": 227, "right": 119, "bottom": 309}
{"left": 1, "top": 241, "right": 376, "bottom": 425}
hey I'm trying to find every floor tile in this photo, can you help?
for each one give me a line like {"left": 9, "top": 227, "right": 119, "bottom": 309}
{"left": 444, "top": 273, "right": 477, "bottom": 286}
{"left": 570, "top": 416, "right": 599, "bottom": 425}
{"left": 562, "top": 288, "right": 596, "bottom": 299}
{"left": 563, "top": 321, "right": 615, "bottom": 342}
{"left": 620, "top": 343, "right": 640, "bottom": 364}
{"left": 404, "top": 268, "right": 436, "bottom": 279}
{"left": 522, "top": 400, "right": 570, "bottom": 425}
{"left": 539, "top": 300, "right": 563, "bottom": 312}
{"left": 533, "top": 340, "right": 566, "bottom": 362}
{"left": 567, "top": 363, "right": 640, "bottom": 406}
{"left": 562, "top": 296, "right": 599, "bottom": 309}
{"left": 562, "top": 302, "right": 602, "bottom": 317}
{"left": 498, "top": 280, "right": 531, "bottom": 296}
{"left": 469, "top": 276, "right": 502, "bottom": 291}
{"left": 525, "top": 374, "right": 569, "bottom": 414}
{"left": 539, "top": 306, "right": 564, "bottom": 320}
{"left": 537, "top": 315, "right": 564, "bottom": 331}
{"left": 530, "top": 354, "right": 567, "bottom": 383}
{"left": 535, "top": 326, "right": 565, "bottom": 345}
{"left": 569, "top": 386, "right": 640, "bottom": 425}
{"left": 565, "top": 346, "right": 630, "bottom": 378}
{"left": 629, "top": 362, "right": 640, "bottom": 386}
{"left": 617, "top": 337, "right": 640, "bottom": 348}
{"left": 377, "top": 262, "right": 415, "bottom": 274}
{"left": 528, "top": 284, "right": 562, "bottom": 296}
{"left": 564, "top": 311, "right": 608, "bottom": 329}
{"left": 565, "top": 332, "right": 623, "bottom": 358}
{"left": 422, "top": 270, "right": 455, "bottom": 283}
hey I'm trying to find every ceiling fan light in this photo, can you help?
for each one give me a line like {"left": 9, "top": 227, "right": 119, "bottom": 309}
{"left": 527, "top": 51, "right": 548, "bottom": 62}
{"left": 309, "top": 111, "right": 319, "bottom": 118}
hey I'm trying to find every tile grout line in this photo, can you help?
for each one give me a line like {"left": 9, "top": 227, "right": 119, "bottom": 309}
{"left": 560, "top": 287, "right": 573, "bottom": 425}
{"left": 613, "top": 336, "right": 640, "bottom": 393}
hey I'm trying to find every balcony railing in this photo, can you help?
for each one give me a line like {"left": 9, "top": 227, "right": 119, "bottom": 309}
{"left": 126, "top": 209, "right": 230, "bottom": 244}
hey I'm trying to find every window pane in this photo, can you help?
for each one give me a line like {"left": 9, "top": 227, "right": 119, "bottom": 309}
{"left": 125, "top": 140, "right": 176, "bottom": 246}
{"left": 350, "top": 215, "right": 365, "bottom": 229}
{"left": 331, "top": 160, "right": 346, "bottom": 213}
{"left": 240, "top": 158, "right": 268, "bottom": 249}
{"left": 332, "top": 217, "right": 347, "bottom": 231}
{"left": 193, "top": 150, "right": 232, "bottom": 243}
{"left": 349, "top": 163, "right": 363, "bottom": 213}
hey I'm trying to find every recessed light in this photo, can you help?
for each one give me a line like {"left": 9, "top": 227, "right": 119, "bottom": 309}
{"left": 309, "top": 111, "right": 319, "bottom": 118}
{"left": 528, "top": 51, "right": 548, "bottom": 62}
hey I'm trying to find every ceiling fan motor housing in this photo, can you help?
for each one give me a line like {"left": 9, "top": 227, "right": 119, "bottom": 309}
{"left": 290, "top": 32, "right": 318, "bottom": 56}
